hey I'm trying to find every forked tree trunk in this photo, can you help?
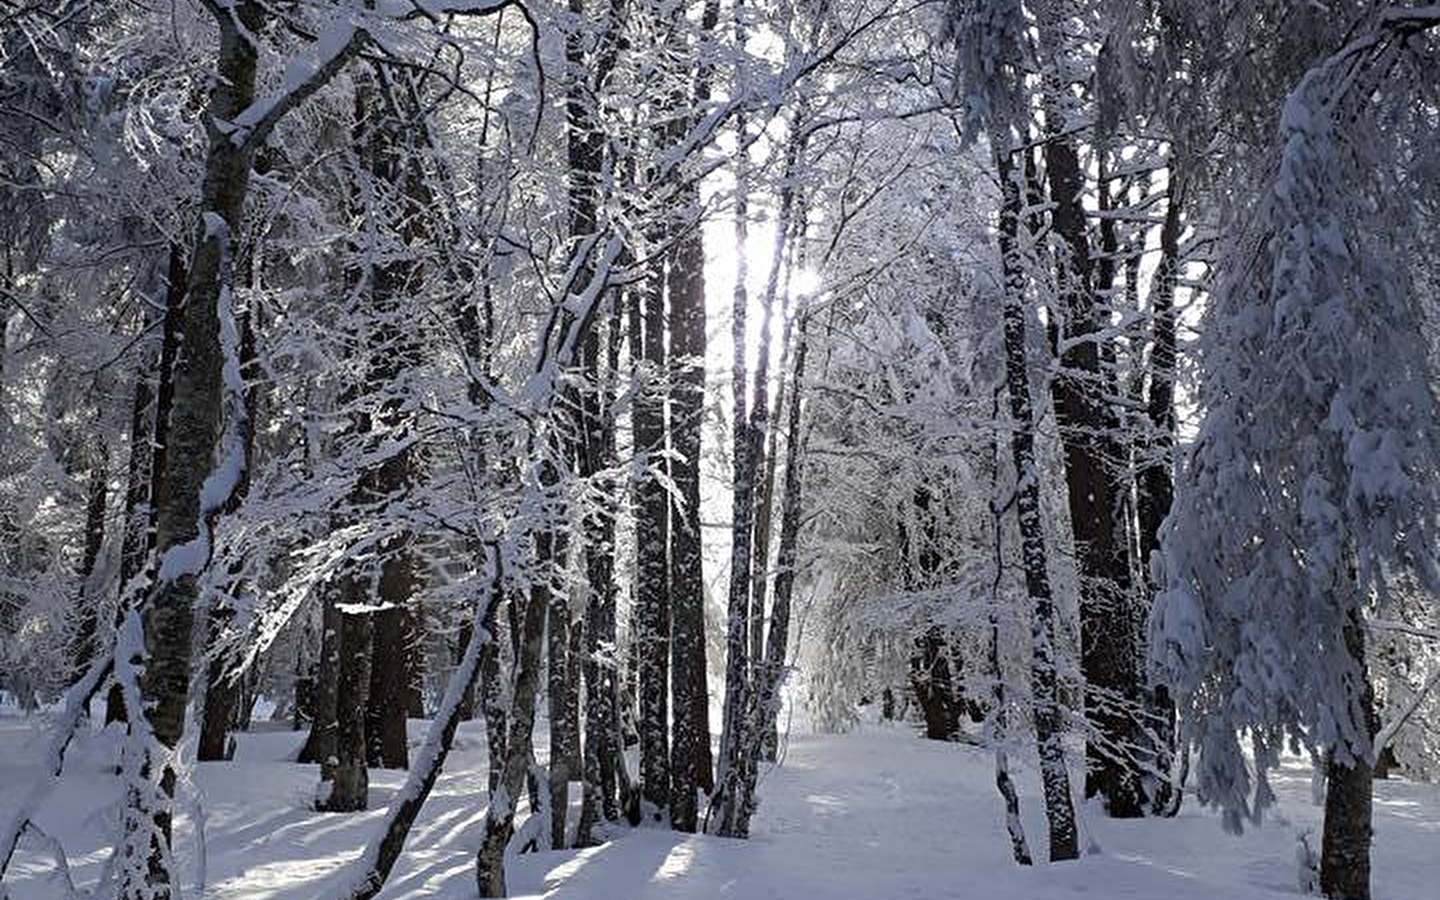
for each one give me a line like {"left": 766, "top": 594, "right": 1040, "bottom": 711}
{"left": 1035, "top": 2, "right": 1142, "bottom": 820}
{"left": 757, "top": 326, "right": 808, "bottom": 761}
{"left": 476, "top": 552, "right": 550, "bottom": 896}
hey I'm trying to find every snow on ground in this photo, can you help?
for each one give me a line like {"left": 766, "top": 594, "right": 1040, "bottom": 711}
{"left": 2, "top": 712, "right": 1437, "bottom": 899}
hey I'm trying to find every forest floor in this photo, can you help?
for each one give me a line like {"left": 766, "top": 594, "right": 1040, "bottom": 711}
{"left": 2, "top": 711, "right": 1437, "bottom": 899}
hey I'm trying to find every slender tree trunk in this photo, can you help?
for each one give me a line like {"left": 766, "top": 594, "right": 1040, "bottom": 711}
{"left": 199, "top": 297, "right": 259, "bottom": 762}
{"left": 69, "top": 438, "right": 108, "bottom": 684}
{"left": 198, "top": 607, "right": 239, "bottom": 761}
{"left": 456, "top": 620, "right": 478, "bottom": 720}
{"left": 994, "top": 142, "right": 1079, "bottom": 862}
{"left": 633, "top": 247, "right": 671, "bottom": 820}
{"left": 714, "top": 134, "right": 802, "bottom": 838}
{"left": 1139, "top": 168, "right": 1184, "bottom": 815}
{"left": 547, "top": 582, "right": 581, "bottom": 849}
{"left": 108, "top": 244, "right": 185, "bottom": 727}
{"left": 477, "top": 555, "right": 549, "bottom": 896}
{"left": 756, "top": 326, "right": 808, "bottom": 761}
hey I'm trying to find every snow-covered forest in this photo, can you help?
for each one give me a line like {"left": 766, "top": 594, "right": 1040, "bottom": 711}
{"left": 1, "top": 1, "right": 1438, "bottom": 898}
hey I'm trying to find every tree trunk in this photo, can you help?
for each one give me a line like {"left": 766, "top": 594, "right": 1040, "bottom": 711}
{"left": 910, "top": 626, "right": 962, "bottom": 742}
{"left": 1038, "top": 53, "right": 1143, "bottom": 818}
{"left": 69, "top": 438, "right": 108, "bottom": 684}
{"left": 456, "top": 620, "right": 478, "bottom": 721}
{"left": 197, "top": 606, "right": 239, "bottom": 761}
{"left": 713, "top": 134, "right": 802, "bottom": 838}
{"left": 1138, "top": 167, "right": 1185, "bottom": 815}
{"left": 994, "top": 141, "right": 1079, "bottom": 862}
{"left": 633, "top": 250, "right": 671, "bottom": 821}
{"left": 108, "top": 243, "right": 185, "bottom": 727}
{"left": 118, "top": 4, "right": 264, "bottom": 893}
{"left": 1320, "top": 610, "right": 1374, "bottom": 900}
{"left": 902, "top": 483, "right": 963, "bottom": 742}
{"left": 319, "top": 598, "right": 373, "bottom": 812}
{"left": 578, "top": 289, "right": 625, "bottom": 843}
{"left": 668, "top": 184, "right": 711, "bottom": 833}
{"left": 547, "top": 588, "right": 581, "bottom": 849}
{"left": 367, "top": 603, "right": 413, "bottom": 770}
{"left": 199, "top": 299, "right": 259, "bottom": 762}
{"left": 476, "top": 552, "right": 550, "bottom": 896}
{"left": 757, "top": 327, "right": 808, "bottom": 761}
{"left": 300, "top": 586, "right": 342, "bottom": 764}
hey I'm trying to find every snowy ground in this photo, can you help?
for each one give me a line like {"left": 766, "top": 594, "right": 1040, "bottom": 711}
{"left": 2, "top": 713, "right": 1437, "bottom": 899}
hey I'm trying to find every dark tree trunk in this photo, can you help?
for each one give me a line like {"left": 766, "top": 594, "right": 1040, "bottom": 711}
{"left": 456, "top": 620, "right": 478, "bottom": 721}
{"left": 477, "top": 557, "right": 550, "bottom": 897}
{"left": 547, "top": 585, "right": 581, "bottom": 849}
{"left": 578, "top": 289, "right": 625, "bottom": 844}
{"left": 633, "top": 251, "right": 671, "bottom": 821}
{"left": 1320, "top": 610, "right": 1374, "bottom": 900}
{"left": 300, "top": 586, "right": 342, "bottom": 764}
{"left": 352, "top": 60, "right": 430, "bottom": 774}
{"left": 367, "top": 602, "right": 413, "bottom": 770}
{"left": 198, "top": 607, "right": 239, "bottom": 761}
{"left": 69, "top": 439, "right": 109, "bottom": 684}
{"left": 994, "top": 142, "right": 1079, "bottom": 862}
{"left": 668, "top": 183, "right": 711, "bottom": 833}
{"left": 757, "top": 328, "right": 808, "bottom": 761}
{"left": 1138, "top": 169, "right": 1185, "bottom": 816}
{"left": 1039, "top": 87, "right": 1143, "bottom": 821}
{"left": 335, "top": 558, "right": 505, "bottom": 900}
{"left": 910, "top": 626, "right": 962, "bottom": 742}
{"left": 713, "top": 134, "right": 802, "bottom": 838}
{"left": 108, "top": 243, "right": 185, "bottom": 727}
{"left": 119, "top": 6, "right": 265, "bottom": 893}
{"left": 901, "top": 483, "right": 963, "bottom": 743}
{"left": 319, "top": 599, "right": 372, "bottom": 812}
{"left": 199, "top": 299, "right": 259, "bottom": 762}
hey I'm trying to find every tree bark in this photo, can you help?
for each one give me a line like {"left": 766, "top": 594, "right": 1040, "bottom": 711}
{"left": 119, "top": 5, "right": 265, "bottom": 893}
{"left": 633, "top": 249, "right": 671, "bottom": 821}
{"left": 756, "top": 326, "right": 808, "bottom": 761}
{"left": 108, "top": 243, "right": 185, "bottom": 727}
{"left": 1138, "top": 167, "right": 1184, "bottom": 815}
{"left": 319, "top": 596, "right": 373, "bottom": 812}
{"left": 69, "top": 438, "right": 108, "bottom": 684}
{"left": 667, "top": 181, "right": 712, "bottom": 835}
{"left": 300, "top": 581, "right": 343, "bottom": 764}
{"left": 1037, "top": 35, "right": 1143, "bottom": 816}
{"left": 1320, "top": 609, "right": 1374, "bottom": 900}
{"left": 367, "top": 602, "right": 413, "bottom": 770}
{"left": 476, "top": 558, "right": 549, "bottom": 896}
{"left": 994, "top": 141, "right": 1079, "bottom": 862}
